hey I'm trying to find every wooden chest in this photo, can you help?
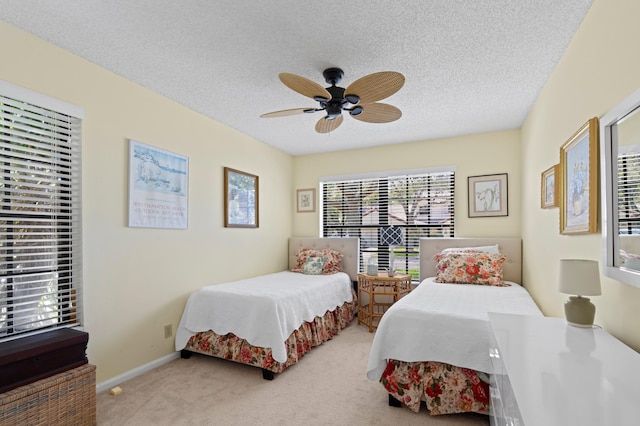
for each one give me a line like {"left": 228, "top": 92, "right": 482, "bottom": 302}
{"left": 0, "top": 328, "right": 88, "bottom": 394}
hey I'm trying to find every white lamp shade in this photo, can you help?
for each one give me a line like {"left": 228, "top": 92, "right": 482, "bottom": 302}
{"left": 558, "top": 259, "right": 602, "bottom": 296}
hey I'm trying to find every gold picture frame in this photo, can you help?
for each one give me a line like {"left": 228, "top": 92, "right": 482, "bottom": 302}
{"left": 296, "top": 188, "right": 316, "bottom": 213}
{"left": 541, "top": 165, "right": 559, "bottom": 209}
{"left": 559, "top": 117, "right": 599, "bottom": 234}
{"left": 224, "top": 167, "right": 259, "bottom": 228}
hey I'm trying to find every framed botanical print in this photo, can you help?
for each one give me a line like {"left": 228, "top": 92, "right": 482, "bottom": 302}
{"left": 541, "top": 165, "right": 559, "bottom": 209}
{"left": 559, "top": 118, "right": 599, "bottom": 234}
{"left": 296, "top": 188, "right": 316, "bottom": 213}
{"left": 468, "top": 173, "right": 508, "bottom": 217}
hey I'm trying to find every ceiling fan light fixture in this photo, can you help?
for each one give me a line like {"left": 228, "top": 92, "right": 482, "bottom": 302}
{"left": 349, "top": 106, "right": 364, "bottom": 116}
{"left": 325, "top": 102, "right": 342, "bottom": 119}
{"left": 345, "top": 94, "right": 360, "bottom": 104}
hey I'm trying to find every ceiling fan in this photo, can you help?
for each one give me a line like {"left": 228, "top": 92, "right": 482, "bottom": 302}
{"left": 260, "top": 68, "right": 405, "bottom": 133}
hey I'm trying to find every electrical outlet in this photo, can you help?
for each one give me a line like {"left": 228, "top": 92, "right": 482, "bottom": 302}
{"left": 164, "top": 324, "right": 172, "bottom": 339}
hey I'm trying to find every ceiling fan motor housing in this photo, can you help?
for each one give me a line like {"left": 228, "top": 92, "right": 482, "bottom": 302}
{"left": 324, "top": 85, "right": 347, "bottom": 119}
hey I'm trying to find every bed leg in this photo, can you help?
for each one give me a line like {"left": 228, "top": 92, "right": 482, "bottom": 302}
{"left": 388, "top": 394, "right": 402, "bottom": 407}
{"left": 180, "top": 349, "right": 192, "bottom": 359}
{"left": 262, "top": 369, "right": 275, "bottom": 381}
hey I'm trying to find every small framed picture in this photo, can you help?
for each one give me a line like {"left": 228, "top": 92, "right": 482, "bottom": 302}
{"left": 541, "top": 165, "right": 559, "bottom": 209}
{"left": 224, "top": 167, "right": 259, "bottom": 228}
{"left": 296, "top": 188, "right": 316, "bottom": 213}
{"left": 468, "top": 173, "right": 508, "bottom": 217}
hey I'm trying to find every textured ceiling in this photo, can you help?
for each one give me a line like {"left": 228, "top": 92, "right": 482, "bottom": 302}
{"left": 0, "top": 1, "right": 593, "bottom": 156}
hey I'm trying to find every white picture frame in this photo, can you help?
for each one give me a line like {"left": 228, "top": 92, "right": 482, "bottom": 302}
{"left": 468, "top": 173, "right": 508, "bottom": 217}
{"left": 128, "top": 140, "right": 188, "bottom": 229}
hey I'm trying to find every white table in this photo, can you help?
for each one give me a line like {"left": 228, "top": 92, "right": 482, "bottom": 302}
{"left": 489, "top": 313, "right": 640, "bottom": 426}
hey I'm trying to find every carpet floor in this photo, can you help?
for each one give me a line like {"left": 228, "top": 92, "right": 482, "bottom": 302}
{"left": 96, "top": 323, "right": 489, "bottom": 425}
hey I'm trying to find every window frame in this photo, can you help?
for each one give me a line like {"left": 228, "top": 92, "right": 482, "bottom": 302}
{"left": 0, "top": 80, "right": 84, "bottom": 342}
{"left": 320, "top": 168, "right": 455, "bottom": 281}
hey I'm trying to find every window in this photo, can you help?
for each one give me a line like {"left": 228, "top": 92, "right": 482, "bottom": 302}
{"left": 1, "top": 81, "right": 83, "bottom": 341}
{"left": 618, "top": 150, "right": 640, "bottom": 234}
{"left": 321, "top": 168, "right": 455, "bottom": 281}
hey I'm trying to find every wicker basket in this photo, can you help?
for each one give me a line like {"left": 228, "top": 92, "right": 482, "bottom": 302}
{"left": 0, "top": 363, "right": 96, "bottom": 426}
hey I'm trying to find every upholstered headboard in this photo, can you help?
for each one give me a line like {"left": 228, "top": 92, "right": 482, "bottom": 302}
{"left": 289, "top": 237, "right": 360, "bottom": 282}
{"left": 419, "top": 237, "right": 522, "bottom": 284}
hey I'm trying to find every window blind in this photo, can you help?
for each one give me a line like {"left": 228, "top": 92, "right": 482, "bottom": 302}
{"left": 0, "top": 88, "right": 83, "bottom": 340}
{"left": 321, "top": 169, "right": 455, "bottom": 281}
{"left": 618, "top": 151, "right": 640, "bottom": 234}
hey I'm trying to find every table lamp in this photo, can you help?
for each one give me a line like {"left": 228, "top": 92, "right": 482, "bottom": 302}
{"left": 558, "top": 259, "right": 601, "bottom": 328}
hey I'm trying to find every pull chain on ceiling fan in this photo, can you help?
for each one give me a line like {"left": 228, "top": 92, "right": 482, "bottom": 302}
{"left": 260, "top": 68, "right": 405, "bottom": 133}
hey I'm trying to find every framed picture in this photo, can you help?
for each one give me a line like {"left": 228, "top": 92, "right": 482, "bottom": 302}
{"left": 560, "top": 117, "right": 599, "bottom": 234}
{"left": 468, "top": 173, "right": 508, "bottom": 217}
{"left": 541, "top": 165, "right": 559, "bottom": 209}
{"left": 296, "top": 188, "right": 316, "bottom": 213}
{"left": 224, "top": 167, "right": 259, "bottom": 228}
{"left": 128, "top": 140, "right": 188, "bottom": 229}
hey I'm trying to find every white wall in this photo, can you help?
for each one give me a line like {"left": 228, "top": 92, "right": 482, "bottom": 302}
{"left": 522, "top": 0, "right": 640, "bottom": 351}
{"left": 0, "top": 21, "right": 294, "bottom": 382}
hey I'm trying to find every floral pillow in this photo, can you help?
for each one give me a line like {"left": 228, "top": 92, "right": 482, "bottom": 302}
{"left": 302, "top": 257, "right": 325, "bottom": 275}
{"left": 433, "top": 251, "right": 508, "bottom": 286}
{"left": 292, "top": 248, "right": 343, "bottom": 275}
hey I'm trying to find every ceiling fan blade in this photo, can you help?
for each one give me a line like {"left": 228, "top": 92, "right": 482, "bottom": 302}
{"left": 345, "top": 71, "right": 405, "bottom": 104}
{"left": 279, "top": 73, "right": 332, "bottom": 100}
{"left": 260, "top": 108, "right": 315, "bottom": 118}
{"left": 315, "top": 115, "right": 344, "bottom": 133}
{"left": 352, "top": 103, "right": 402, "bottom": 123}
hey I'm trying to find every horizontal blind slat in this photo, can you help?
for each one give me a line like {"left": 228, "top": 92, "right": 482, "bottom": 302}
{"left": 322, "top": 171, "right": 455, "bottom": 280}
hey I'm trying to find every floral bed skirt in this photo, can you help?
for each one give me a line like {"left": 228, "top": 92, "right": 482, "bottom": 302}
{"left": 184, "top": 291, "right": 356, "bottom": 374}
{"left": 380, "top": 359, "right": 490, "bottom": 416}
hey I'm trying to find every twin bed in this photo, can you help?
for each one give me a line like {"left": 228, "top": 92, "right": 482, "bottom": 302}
{"left": 175, "top": 236, "right": 541, "bottom": 417}
{"left": 366, "top": 237, "right": 543, "bottom": 415}
{"left": 175, "top": 237, "right": 359, "bottom": 380}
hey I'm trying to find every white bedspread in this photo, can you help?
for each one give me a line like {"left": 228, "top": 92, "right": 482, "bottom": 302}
{"left": 366, "top": 278, "right": 543, "bottom": 380}
{"left": 175, "top": 271, "right": 353, "bottom": 363}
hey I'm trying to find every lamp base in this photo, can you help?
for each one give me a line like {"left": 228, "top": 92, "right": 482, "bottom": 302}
{"left": 564, "top": 296, "right": 595, "bottom": 328}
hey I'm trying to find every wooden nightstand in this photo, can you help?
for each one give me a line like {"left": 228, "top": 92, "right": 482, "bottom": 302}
{"left": 357, "top": 272, "right": 412, "bottom": 332}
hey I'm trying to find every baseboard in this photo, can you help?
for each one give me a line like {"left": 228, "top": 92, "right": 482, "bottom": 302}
{"left": 96, "top": 351, "right": 180, "bottom": 394}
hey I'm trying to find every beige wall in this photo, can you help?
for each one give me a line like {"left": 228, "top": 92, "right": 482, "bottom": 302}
{"left": 292, "top": 129, "right": 522, "bottom": 238}
{"left": 522, "top": 0, "right": 640, "bottom": 351}
{"left": 0, "top": 21, "right": 293, "bottom": 383}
